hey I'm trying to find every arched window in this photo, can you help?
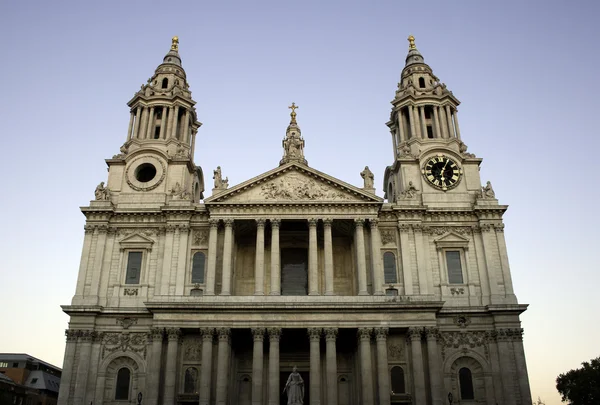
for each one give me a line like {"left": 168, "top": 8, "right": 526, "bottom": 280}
{"left": 115, "top": 367, "right": 131, "bottom": 400}
{"left": 191, "top": 252, "right": 206, "bottom": 283}
{"left": 459, "top": 367, "right": 474, "bottom": 400}
{"left": 184, "top": 367, "right": 198, "bottom": 393}
{"left": 391, "top": 366, "right": 405, "bottom": 394}
{"left": 383, "top": 252, "right": 397, "bottom": 283}
{"left": 161, "top": 78, "right": 168, "bottom": 89}
{"left": 418, "top": 77, "right": 426, "bottom": 88}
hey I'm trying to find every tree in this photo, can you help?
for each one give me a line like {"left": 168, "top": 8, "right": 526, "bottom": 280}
{"left": 556, "top": 356, "right": 600, "bottom": 405}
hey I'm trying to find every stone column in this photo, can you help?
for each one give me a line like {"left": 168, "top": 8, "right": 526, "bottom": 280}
{"left": 205, "top": 219, "right": 219, "bottom": 295}
{"left": 397, "top": 110, "right": 406, "bottom": 143}
{"left": 170, "top": 105, "right": 180, "bottom": 139}
{"left": 221, "top": 219, "right": 234, "bottom": 295}
{"left": 391, "top": 130, "right": 398, "bottom": 157}
{"left": 424, "top": 327, "right": 443, "bottom": 405}
{"left": 495, "top": 225, "right": 515, "bottom": 297}
{"left": 175, "top": 225, "right": 190, "bottom": 295}
{"left": 181, "top": 108, "right": 190, "bottom": 143}
{"left": 308, "top": 218, "right": 319, "bottom": 295}
{"left": 375, "top": 327, "right": 390, "bottom": 405}
{"left": 438, "top": 106, "right": 448, "bottom": 138}
{"left": 199, "top": 328, "right": 215, "bottom": 405}
{"left": 146, "top": 328, "right": 164, "bottom": 405}
{"left": 165, "top": 106, "right": 173, "bottom": 139}
{"left": 72, "top": 331, "right": 94, "bottom": 404}
{"left": 497, "top": 329, "right": 517, "bottom": 404}
{"left": 308, "top": 328, "right": 322, "bottom": 405}
{"left": 215, "top": 328, "right": 231, "bottom": 405}
{"left": 452, "top": 109, "right": 461, "bottom": 140}
{"left": 268, "top": 328, "right": 282, "bottom": 405}
{"left": 432, "top": 106, "right": 441, "bottom": 138}
{"left": 133, "top": 106, "right": 142, "bottom": 139}
{"left": 407, "top": 105, "right": 417, "bottom": 140}
{"left": 355, "top": 219, "right": 368, "bottom": 295}
{"left": 408, "top": 328, "right": 426, "bottom": 405}
{"left": 85, "top": 333, "right": 103, "bottom": 405}
{"left": 323, "top": 218, "right": 334, "bottom": 295}
{"left": 413, "top": 224, "right": 430, "bottom": 295}
{"left": 419, "top": 106, "right": 427, "bottom": 138}
{"left": 163, "top": 328, "right": 181, "bottom": 405}
{"left": 445, "top": 105, "right": 454, "bottom": 138}
{"left": 512, "top": 329, "right": 532, "bottom": 404}
{"left": 325, "top": 328, "right": 338, "bottom": 405}
{"left": 146, "top": 106, "right": 155, "bottom": 139}
{"left": 127, "top": 111, "right": 134, "bottom": 140}
{"left": 255, "top": 219, "right": 266, "bottom": 295}
{"left": 358, "top": 328, "right": 374, "bottom": 405}
{"left": 486, "top": 331, "right": 505, "bottom": 403}
{"left": 398, "top": 224, "right": 413, "bottom": 295}
{"left": 57, "top": 330, "right": 78, "bottom": 405}
{"left": 159, "top": 106, "right": 167, "bottom": 139}
{"left": 270, "top": 219, "right": 281, "bottom": 295}
{"left": 251, "top": 328, "right": 266, "bottom": 405}
{"left": 369, "top": 219, "right": 384, "bottom": 295}
{"left": 139, "top": 107, "right": 149, "bottom": 140}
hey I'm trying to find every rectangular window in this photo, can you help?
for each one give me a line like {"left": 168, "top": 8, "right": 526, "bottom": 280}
{"left": 0, "top": 362, "right": 8, "bottom": 368}
{"left": 125, "top": 252, "right": 143, "bottom": 284}
{"left": 446, "top": 251, "right": 464, "bottom": 284}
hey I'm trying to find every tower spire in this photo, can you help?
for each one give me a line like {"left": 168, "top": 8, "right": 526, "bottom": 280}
{"left": 280, "top": 102, "right": 307, "bottom": 166}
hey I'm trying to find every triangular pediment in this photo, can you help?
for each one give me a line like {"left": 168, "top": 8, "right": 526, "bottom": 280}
{"left": 119, "top": 233, "right": 155, "bottom": 244}
{"left": 205, "top": 163, "right": 382, "bottom": 204}
{"left": 433, "top": 232, "right": 469, "bottom": 243}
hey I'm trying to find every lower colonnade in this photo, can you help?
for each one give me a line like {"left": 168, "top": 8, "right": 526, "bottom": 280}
{"left": 144, "top": 325, "right": 444, "bottom": 405}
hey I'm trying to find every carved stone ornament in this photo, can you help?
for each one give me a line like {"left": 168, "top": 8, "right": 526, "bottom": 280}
{"left": 381, "top": 229, "right": 396, "bottom": 245}
{"left": 439, "top": 331, "right": 489, "bottom": 360}
{"left": 453, "top": 315, "right": 471, "bottom": 328}
{"left": 478, "top": 181, "right": 496, "bottom": 200}
{"left": 387, "top": 343, "right": 404, "bottom": 360}
{"left": 425, "top": 226, "right": 472, "bottom": 236}
{"left": 217, "top": 327, "right": 231, "bottom": 341}
{"left": 116, "top": 317, "right": 138, "bottom": 329}
{"left": 458, "top": 141, "right": 476, "bottom": 158}
{"left": 252, "top": 328, "right": 266, "bottom": 341}
{"left": 398, "top": 142, "right": 416, "bottom": 158}
{"left": 496, "top": 328, "right": 524, "bottom": 341}
{"left": 123, "top": 288, "right": 138, "bottom": 296}
{"left": 307, "top": 328, "right": 322, "bottom": 340}
{"left": 213, "top": 166, "right": 229, "bottom": 191}
{"left": 112, "top": 142, "right": 129, "bottom": 159}
{"left": 183, "top": 338, "right": 202, "bottom": 360}
{"left": 170, "top": 182, "right": 192, "bottom": 200}
{"left": 450, "top": 287, "right": 465, "bottom": 296}
{"left": 400, "top": 181, "right": 419, "bottom": 199}
{"left": 360, "top": 166, "right": 375, "bottom": 189}
{"left": 260, "top": 173, "right": 353, "bottom": 201}
{"left": 102, "top": 332, "right": 147, "bottom": 359}
{"left": 324, "top": 327, "right": 338, "bottom": 341}
{"left": 193, "top": 229, "right": 208, "bottom": 246}
{"left": 374, "top": 327, "right": 389, "bottom": 340}
{"left": 268, "top": 327, "right": 283, "bottom": 342}
{"left": 65, "top": 329, "right": 80, "bottom": 342}
{"left": 357, "top": 328, "right": 372, "bottom": 340}
{"left": 407, "top": 327, "right": 423, "bottom": 341}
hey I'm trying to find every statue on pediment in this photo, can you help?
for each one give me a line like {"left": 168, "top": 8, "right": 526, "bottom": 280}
{"left": 213, "top": 166, "right": 229, "bottom": 191}
{"left": 360, "top": 166, "right": 374, "bottom": 189}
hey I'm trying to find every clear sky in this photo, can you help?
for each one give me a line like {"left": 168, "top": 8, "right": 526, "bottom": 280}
{"left": 0, "top": 1, "right": 598, "bottom": 403}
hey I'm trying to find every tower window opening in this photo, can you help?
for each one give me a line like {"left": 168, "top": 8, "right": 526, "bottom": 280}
{"left": 424, "top": 108, "right": 431, "bottom": 119}
{"left": 135, "top": 163, "right": 157, "bottom": 183}
{"left": 418, "top": 77, "right": 426, "bottom": 88}
{"left": 161, "top": 78, "right": 168, "bottom": 89}
{"left": 459, "top": 367, "right": 475, "bottom": 400}
{"left": 427, "top": 126, "right": 434, "bottom": 139}
{"left": 154, "top": 126, "right": 160, "bottom": 139}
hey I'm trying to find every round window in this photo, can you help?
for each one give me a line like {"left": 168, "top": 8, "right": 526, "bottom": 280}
{"left": 135, "top": 163, "right": 157, "bottom": 182}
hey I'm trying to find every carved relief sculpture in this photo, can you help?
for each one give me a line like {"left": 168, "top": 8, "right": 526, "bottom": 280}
{"left": 260, "top": 174, "right": 352, "bottom": 201}
{"left": 400, "top": 181, "right": 418, "bottom": 199}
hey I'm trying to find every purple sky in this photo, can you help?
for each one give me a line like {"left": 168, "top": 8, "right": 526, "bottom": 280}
{"left": 1, "top": 1, "right": 598, "bottom": 403}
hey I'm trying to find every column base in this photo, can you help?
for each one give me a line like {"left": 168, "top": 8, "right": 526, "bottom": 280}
{"left": 220, "top": 292, "right": 231, "bottom": 296}
{"left": 324, "top": 291, "right": 335, "bottom": 296}
{"left": 204, "top": 291, "right": 215, "bottom": 296}
{"left": 254, "top": 292, "right": 265, "bottom": 296}
{"left": 269, "top": 292, "right": 281, "bottom": 296}
{"left": 374, "top": 291, "right": 385, "bottom": 296}
{"left": 358, "top": 291, "right": 369, "bottom": 296}
{"left": 309, "top": 292, "right": 320, "bottom": 296}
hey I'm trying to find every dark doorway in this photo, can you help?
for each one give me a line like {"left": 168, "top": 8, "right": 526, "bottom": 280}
{"left": 281, "top": 248, "right": 308, "bottom": 295}
{"left": 280, "top": 370, "right": 309, "bottom": 405}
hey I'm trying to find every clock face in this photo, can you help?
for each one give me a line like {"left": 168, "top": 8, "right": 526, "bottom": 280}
{"left": 422, "top": 155, "right": 462, "bottom": 191}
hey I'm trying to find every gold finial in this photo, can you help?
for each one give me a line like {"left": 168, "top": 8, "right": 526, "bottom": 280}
{"left": 288, "top": 102, "right": 298, "bottom": 123}
{"left": 408, "top": 35, "right": 416, "bottom": 50}
{"left": 171, "top": 36, "right": 179, "bottom": 51}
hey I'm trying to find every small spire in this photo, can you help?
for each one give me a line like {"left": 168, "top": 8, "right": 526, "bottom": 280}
{"left": 288, "top": 102, "right": 298, "bottom": 124}
{"left": 171, "top": 36, "right": 179, "bottom": 51}
{"left": 408, "top": 35, "right": 416, "bottom": 50}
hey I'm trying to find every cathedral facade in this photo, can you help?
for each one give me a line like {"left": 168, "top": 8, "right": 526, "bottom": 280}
{"left": 58, "top": 36, "right": 531, "bottom": 405}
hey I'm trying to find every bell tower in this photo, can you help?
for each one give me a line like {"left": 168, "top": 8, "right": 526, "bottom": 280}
{"left": 384, "top": 35, "right": 484, "bottom": 207}
{"left": 104, "top": 36, "right": 204, "bottom": 206}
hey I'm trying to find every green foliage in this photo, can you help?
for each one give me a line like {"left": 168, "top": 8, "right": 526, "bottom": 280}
{"left": 556, "top": 356, "right": 600, "bottom": 405}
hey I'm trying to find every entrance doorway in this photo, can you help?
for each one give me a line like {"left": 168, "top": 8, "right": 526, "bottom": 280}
{"left": 281, "top": 248, "right": 308, "bottom": 295}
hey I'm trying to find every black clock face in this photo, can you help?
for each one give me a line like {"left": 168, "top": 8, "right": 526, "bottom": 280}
{"left": 422, "top": 155, "right": 462, "bottom": 190}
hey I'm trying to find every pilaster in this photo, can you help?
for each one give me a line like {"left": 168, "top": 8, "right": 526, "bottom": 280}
{"left": 199, "top": 327, "right": 215, "bottom": 405}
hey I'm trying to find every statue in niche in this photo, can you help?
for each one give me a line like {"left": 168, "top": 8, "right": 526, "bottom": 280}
{"left": 360, "top": 166, "right": 374, "bottom": 189}
{"left": 401, "top": 181, "right": 418, "bottom": 199}
{"left": 480, "top": 181, "right": 495, "bottom": 199}
{"left": 94, "top": 182, "right": 110, "bottom": 201}
{"left": 213, "top": 166, "right": 228, "bottom": 190}
{"left": 283, "top": 366, "right": 304, "bottom": 405}
{"left": 404, "top": 79, "right": 416, "bottom": 95}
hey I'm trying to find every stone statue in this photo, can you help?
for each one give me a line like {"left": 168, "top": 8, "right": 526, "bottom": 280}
{"left": 175, "top": 143, "right": 187, "bottom": 158}
{"left": 481, "top": 181, "right": 495, "bottom": 199}
{"left": 213, "top": 166, "right": 229, "bottom": 190}
{"left": 171, "top": 182, "right": 191, "bottom": 200}
{"left": 401, "top": 181, "right": 418, "bottom": 199}
{"left": 94, "top": 182, "right": 110, "bottom": 201}
{"left": 360, "top": 166, "right": 374, "bottom": 189}
{"left": 283, "top": 132, "right": 304, "bottom": 159}
{"left": 399, "top": 142, "right": 413, "bottom": 158}
{"left": 283, "top": 366, "right": 304, "bottom": 405}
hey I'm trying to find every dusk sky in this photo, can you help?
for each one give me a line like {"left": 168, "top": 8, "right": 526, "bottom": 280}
{"left": 1, "top": 1, "right": 598, "bottom": 403}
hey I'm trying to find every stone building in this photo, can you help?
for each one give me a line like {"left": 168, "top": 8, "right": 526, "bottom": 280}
{"left": 58, "top": 36, "right": 531, "bottom": 405}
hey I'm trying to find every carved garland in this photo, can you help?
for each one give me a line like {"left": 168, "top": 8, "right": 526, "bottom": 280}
{"left": 102, "top": 332, "right": 147, "bottom": 359}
